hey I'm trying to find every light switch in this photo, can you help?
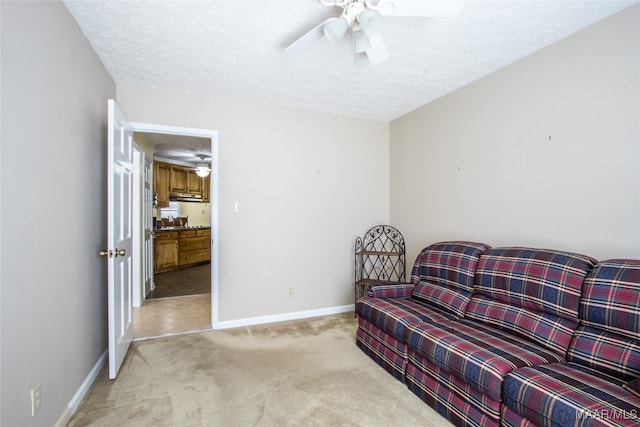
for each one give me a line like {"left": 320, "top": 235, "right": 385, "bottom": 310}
{"left": 234, "top": 201, "right": 241, "bottom": 213}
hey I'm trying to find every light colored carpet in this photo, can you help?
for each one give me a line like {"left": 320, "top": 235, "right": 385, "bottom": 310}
{"left": 68, "top": 313, "right": 452, "bottom": 426}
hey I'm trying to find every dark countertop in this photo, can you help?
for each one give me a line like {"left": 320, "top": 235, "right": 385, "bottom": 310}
{"left": 156, "top": 226, "right": 211, "bottom": 231}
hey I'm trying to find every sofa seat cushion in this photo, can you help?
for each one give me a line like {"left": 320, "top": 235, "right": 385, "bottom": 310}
{"left": 503, "top": 362, "right": 640, "bottom": 426}
{"left": 405, "top": 319, "right": 565, "bottom": 401}
{"left": 356, "top": 296, "right": 456, "bottom": 342}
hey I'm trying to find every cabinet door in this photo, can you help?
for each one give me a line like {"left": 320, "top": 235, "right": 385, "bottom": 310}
{"left": 187, "top": 171, "right": 202, "bottom": 195}
{"left": 170, "top": 166, "right": 187, "bottom": 193}
{"left": 155, "top": 238, "right": 178, "bottom": 272}
{"left": 202, "top": 175, "right": 210, "bottom": 203}
{"left": 154, "top": 162, "right": 171, "bottom": 208}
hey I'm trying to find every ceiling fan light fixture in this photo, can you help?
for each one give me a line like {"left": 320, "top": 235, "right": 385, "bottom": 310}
{"left": 323, "top": 16, "right": 350, "bottom": 44}
{"left": 358, "top": 9, "right": 383, "bottom": 37}
{"left": 195, "top": 164, "right": 211, "bottom": 178}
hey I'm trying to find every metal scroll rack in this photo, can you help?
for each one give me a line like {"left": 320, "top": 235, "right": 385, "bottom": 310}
{"left": 354, "top": 225, "right": 406, "bottom": 308}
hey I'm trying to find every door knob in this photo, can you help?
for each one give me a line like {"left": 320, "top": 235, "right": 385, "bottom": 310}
{"left": 99, "top": 249, "right": 126, "bottom": 257}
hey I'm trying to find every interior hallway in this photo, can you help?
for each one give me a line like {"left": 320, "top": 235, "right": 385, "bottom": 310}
{"left": 133, "top": 294, "right": 211, "bottom": 339}
{"left": 133, "top": 263, "right": 212, "bottom": 339}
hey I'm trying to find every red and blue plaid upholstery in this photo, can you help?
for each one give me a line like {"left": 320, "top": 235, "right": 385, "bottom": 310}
{"left": 568, "top": 260, "right": 640, "bottom": 379}
{"left": 367, "top": 283, "right": 414, "bottom": 298}
{"left": 356, "top": 318, "right": 408, "bottom": 381}
{"left": 411, "top": 241, "right": 491, "bottom": 290}
{"left": 503, "top": 363, "right": 640, "bottom": 426}
{"left": 569, "top": 326, "right": 640, "bottom": 380}
{"left": 501, "top": 406, "right": 538, "bottom": 427}
{"left": 474, "top": 248, "right": 596, "bottom": 320}
{"left": 409, "top": 241, "right": 490, "bottom": 317}
{"left": 467, "top": 247, "right": 596, "bottom": 356}
{"left": 502, "top": 260, "right": 640, "bottom": 426}
{"left": 465, "top": 295, "right": 578, "bottom": 356}
{"left": 356, "top": 296, "right": 456, "bottom": 342}
{"left": 405, "top": 319, "right": 565, "bottom": 402}
{"left": 356, "top": 241, "right": 490, "bottom": 387}
{"left": 407, "top": 353, "right": 500, "bottom": 427}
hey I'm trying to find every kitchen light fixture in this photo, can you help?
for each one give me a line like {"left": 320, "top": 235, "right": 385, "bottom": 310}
{"left": 195, "top": 164, "right": 211, "bottom": 178}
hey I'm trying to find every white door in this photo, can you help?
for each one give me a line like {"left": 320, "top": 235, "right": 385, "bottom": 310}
{"left": 106, "top": 99, "right": 134, "bottom": 379}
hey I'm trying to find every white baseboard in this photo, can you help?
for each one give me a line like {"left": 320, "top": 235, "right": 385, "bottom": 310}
{"left": 214, "top": 304, "right": 354, "bottom": 330}
{"left": 55, "top": 350, "right": 108, "bottom": 427}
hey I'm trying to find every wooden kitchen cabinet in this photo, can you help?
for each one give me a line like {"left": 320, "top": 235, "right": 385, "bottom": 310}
{"left": 178, "top": 229, "right": 211, "bottom": 266}
{"left": 155, "top": 231, "right": 179, "bottom": 272}
{"left": 202, "top": 174, "right": 210, "bottom": 203}
{"left": 187, "top": 171, "right": 202, "bottom": 195}
{"left": 170, "top": 167, "right": 188, "bottom": 193}
{"left": 154, "top": 162, "right": 171, "bottom": 208}
{"left": 153, "top": 161, "right": 208, "bottom": 201}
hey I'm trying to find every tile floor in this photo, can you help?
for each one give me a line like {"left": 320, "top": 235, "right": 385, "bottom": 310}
{"left": 132, "top": 293, "right": 212, "bottom": 339}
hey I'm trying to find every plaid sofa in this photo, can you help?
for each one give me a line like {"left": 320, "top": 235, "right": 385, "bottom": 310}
{"left": 355, "top": 242, "right": 640, "bottom": 426}
{"left": 355, "top": 241, "right": 490, "bottom": 380}
{"left": 502, "top": 259, "right": 640, "bottom": 426}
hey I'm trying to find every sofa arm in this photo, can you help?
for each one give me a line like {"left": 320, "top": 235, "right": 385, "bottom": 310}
{"left": 367, "top": 283, "right": 415, "bottom": 298}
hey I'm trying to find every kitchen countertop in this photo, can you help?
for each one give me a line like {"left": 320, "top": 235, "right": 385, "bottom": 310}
{"left": 156, "top": 226, "right": 211, "bottom": 231}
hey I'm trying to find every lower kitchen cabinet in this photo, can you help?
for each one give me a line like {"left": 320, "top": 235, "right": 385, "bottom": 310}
{"left": 154, "top": 228, "right": 211, "bottom": 273}
{"left": 155, "top": 231, "right": 179, "bottom": 273}
{"left": 178, "top": 229, "right": 211, "bottom": 266}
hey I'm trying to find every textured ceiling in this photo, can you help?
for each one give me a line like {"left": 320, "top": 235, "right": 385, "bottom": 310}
{"left": 145, "top": 133, "right": 213, "bottom": 163}
{"left": 64, "top": 0, "right": 636, "bottom": 122}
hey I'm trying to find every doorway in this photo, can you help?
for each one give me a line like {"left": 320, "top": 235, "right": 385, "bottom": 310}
{"left": 130, "top": 122, "right": 219, "bottom": 339}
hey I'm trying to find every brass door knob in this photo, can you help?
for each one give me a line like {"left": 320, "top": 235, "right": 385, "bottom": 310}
{"left": 115, "top": 249, "right": 126, "bottom": 257}
{"left": 99, "top": 250, "right": 112, "bottom": 257}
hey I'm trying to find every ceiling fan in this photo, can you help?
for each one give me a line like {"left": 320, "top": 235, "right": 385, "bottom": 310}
{"left": 191, "top": 155, "right": 212, "bottom": 178}
{"left": 285, "top": 0, "right": 464, "bottom": 64}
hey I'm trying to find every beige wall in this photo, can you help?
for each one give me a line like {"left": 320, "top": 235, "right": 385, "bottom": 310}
{"left": 1, "top": 1, "right": 116, "bottom": 426}
{"left": 180, "top": 202, "right": 211, "bottom": 227}
{"left": 117, "top": 87, "right": 390, "bottom": 321}
{"left": 390, "top": 5, "right": 640, "bottom": 264}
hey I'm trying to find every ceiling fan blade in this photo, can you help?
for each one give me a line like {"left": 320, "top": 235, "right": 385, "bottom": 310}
{"left": 365, "top": 34, "right": 390, "bottom": 65}
{"left": 285, "top": 18, "right": 334, "bottom": 54}
{"left": 391, "top": 0, "right": 464, "bottom": 17}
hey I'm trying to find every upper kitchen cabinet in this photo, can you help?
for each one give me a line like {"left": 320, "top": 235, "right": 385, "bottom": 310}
{"left": 187, "top": 171, "right": 202, "bottom": 195}
{"left": 202, "top": 174, "right": 210, "bottom": 203}
{"left": 154, "top": 162, "right": 171, "bottom": 208}
{"left": 154, "top": 160, "right": 210, "bottom": 202}
{"left": 170, "top": 166, "right": 188, "bottom": 193}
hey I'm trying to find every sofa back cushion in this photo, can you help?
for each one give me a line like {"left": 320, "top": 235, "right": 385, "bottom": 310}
{"left": 467, "top": 247, "right": 596, "bottom": 355}
{"left": 410, "top": 241, "right": 490, "bottom": 317}
{"left": 568, "top": 259, "right": 640, "bottom": 379}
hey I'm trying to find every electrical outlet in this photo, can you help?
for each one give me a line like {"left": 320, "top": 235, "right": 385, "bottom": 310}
{"left": 30, "top": 383, "right": 41, "bottom": 417}
{"left": 288, "top": 287, "right": 294, "bottom": 297}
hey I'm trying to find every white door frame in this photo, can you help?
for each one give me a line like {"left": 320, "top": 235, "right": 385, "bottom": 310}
{"left": 130, "top": 122, "right": 220, "bottom": 329}
{"left": 132, "top": 146, "right": 154, "bottom": 307}
{"left": 132, "top": 145, "right": 142, "bottom": 307}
